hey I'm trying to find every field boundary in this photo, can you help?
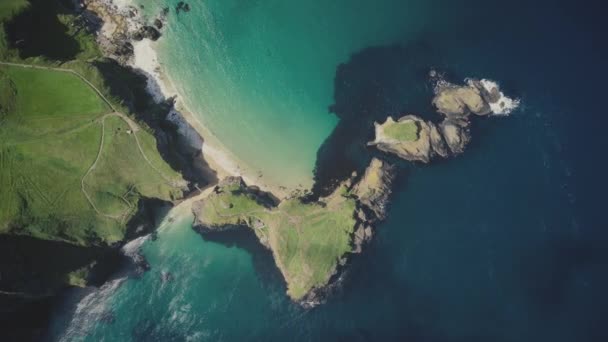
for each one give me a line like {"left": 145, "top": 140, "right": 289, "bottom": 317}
{"left": 0, "top": 61, "right": 185, "bottom": 221}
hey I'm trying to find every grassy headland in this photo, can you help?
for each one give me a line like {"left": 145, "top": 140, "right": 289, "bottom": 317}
{"left": 194, "top": 159, "right": 394, "bottom": 302}
{"left": 194, "top": 178, "right": 357, "bottom": 300}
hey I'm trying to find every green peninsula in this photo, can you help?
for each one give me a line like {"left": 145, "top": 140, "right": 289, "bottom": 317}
{"left": 193, "top": 159, "right": 394, "bottom": 304}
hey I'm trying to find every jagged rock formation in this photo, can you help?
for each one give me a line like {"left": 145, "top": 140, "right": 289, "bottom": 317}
{"left": 370, "top": 76, "right": 518, "bottom": 162}
{"left": 433, "top": 80, "right": 492, "bottom": 117}
{"left": 351, "top": 158, "right": 394, "bottom": 221}
{"left": 440, "top": 119, "right": 470, "bottom": 154}
{"left": 368, "top": 116, "right": 446, "bottom": 163}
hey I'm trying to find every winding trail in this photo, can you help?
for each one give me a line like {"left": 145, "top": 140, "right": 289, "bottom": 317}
{"left": 0, "top": 61, "right": 185, "bottom": 219}
{"left": 79, "top": 114, "right": 124, "bottom": 220}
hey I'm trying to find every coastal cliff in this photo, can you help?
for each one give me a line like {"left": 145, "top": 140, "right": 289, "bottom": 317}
{"left": 0, "top": 1, "right": 210, "bottom": 335}
{"left": 192, "top": 158, "right": 395, "bottom": 306}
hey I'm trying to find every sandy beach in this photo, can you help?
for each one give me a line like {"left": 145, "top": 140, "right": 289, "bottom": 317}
{"left": 115, "top": 15, "right": 294, "bottom": 200}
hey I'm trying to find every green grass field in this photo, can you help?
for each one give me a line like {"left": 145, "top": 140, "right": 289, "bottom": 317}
{"left": 195, "top": 180, "right": 357, "bottom": 300}
{"left": 0, "top": 65, "right": 185, "bottom": 245}
{"left": 383, "top": 119, "right": 419, "bottom": 141}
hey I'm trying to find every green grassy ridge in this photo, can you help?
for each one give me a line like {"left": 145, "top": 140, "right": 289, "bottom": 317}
{"left": 0, "top": 65, "right": 185, "bottom": 245}
{"left": 195, "top": 179, "right": 358, "bottom": 300}
{"left": 0, "top": 0, "right": 189, "bottom": 247}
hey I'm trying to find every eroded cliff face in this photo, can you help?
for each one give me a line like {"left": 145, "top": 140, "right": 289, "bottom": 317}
{"left": 191, "top": 158, "right": 395, "bottom": 307}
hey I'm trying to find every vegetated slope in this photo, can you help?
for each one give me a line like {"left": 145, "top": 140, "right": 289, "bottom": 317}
{"left": 0, "top": 2, "right": 194, "bottom": 337}
{"left": 0, "top": 65, "right": 185, "bottom": 245}
{"left": 194, "top": 178, "right": 357, "bottom": 300}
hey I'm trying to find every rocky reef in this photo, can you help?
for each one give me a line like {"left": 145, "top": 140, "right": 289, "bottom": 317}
{"left": 370, "top": 74, "right": 518, "bottom": 162}
{"left": 192, "top": 158, "right": 394, "bottom": 307}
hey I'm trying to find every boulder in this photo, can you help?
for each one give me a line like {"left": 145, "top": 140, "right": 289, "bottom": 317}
{"left": 132, "top": 25, "right": 161, "bottom": 41}
{"left": 439, "top": 119, "right": 470, "bottom": 155}
{"left": 433, "top": 82, "right": 492, "bottom": 117}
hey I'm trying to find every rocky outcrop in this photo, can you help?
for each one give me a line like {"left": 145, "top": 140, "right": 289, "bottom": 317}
{"left": 370, "top": 75, "right": 518, "bottom": 162}
{"left": 429, "top": 122, "right": 449, "bottom": 158}
{"left": 369, "top": 116, "right": 450, "bottom": 162}
{"left": 351, "top": 158, "right": 395, "bottom": 221}
{"left": 131, "top": 25, "right": 161, "bottom": 41}
{"left": 440, "top": 119, "right": 470, "bottom": 155}
{"left": 350, "top": 158, "right": 395, "bottom": 255}
{"left": 433, "top": 81, "right": 491, "bottom": 117}
{"left": 369, "top": 116, "right": 436, "bottom": 163}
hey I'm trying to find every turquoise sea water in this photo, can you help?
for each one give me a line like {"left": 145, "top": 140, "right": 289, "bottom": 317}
{"left": 49, "top": 0, "right": 608, "bottom": 341}
{"left": 151, "top": 0, "right": 435, "bottom": 187}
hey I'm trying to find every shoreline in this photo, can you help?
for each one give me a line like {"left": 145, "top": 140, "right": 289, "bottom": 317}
{"left": 101, "top": 2, "right": 293, "bottom": 200}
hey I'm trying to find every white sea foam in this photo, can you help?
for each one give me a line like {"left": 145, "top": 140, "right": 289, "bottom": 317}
{"left": 479, "top": 79, "right": 521, "bottom": 115}
{"left": 110, "top": 0, "right": 134, "bottom": 10}
{"left": 58, "top": 277, "right": 128, "bottom": 342}
{"left": 435, "top": 75, "right": 520, "bottom": 116}
{"left": 57, "top": 233, "right": 152, "bottom": 340}
{"left": 121, "top": 234, "right": 150, "bottom": 257}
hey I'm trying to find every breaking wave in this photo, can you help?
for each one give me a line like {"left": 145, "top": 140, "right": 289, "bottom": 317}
{"left": 56, "top": 235, "right": 151, "bottom": 341}
{"left": 57, "top": 277, "right": 127, "bottom": 342}
{"left": 479, "top": 79, "right": 521, "bottom": 115}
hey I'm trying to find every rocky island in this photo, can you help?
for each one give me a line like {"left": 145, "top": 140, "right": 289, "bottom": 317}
{"left": 370, "top": 76, "right": 519, "bottom": 162}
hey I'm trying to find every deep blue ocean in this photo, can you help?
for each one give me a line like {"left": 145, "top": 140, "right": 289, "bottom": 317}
{"left": 49, "top": 0, "right": 608, "bottom": 340}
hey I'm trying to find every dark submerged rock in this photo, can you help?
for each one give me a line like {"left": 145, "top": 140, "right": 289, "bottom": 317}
{"left": 136, "top": 26, "right": 161, "bottom": 41}
{"left": 176, "top": 2, "right": 191, "bottom": 14}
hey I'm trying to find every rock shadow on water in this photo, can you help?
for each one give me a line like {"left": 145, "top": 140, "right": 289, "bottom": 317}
{"left": 312, "top": 41, "right": 443, "bottom": 197}
{"left": 194, "top": 227, "right": 288, "bottom": 294}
